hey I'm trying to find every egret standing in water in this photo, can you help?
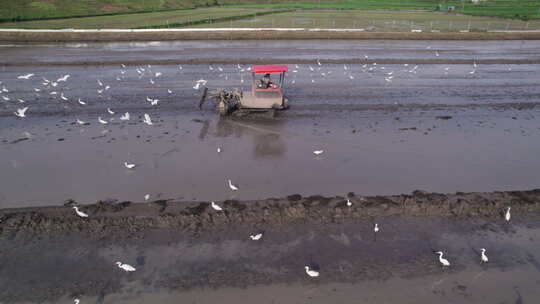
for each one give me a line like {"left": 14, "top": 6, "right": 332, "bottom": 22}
{"left": 228, "top": 179, "right": 238, "bottom": 191}
{"left": 116, "top": 262, "right": 136, "bottom": 272}
{"left": 435, "top": 251, "right": 450, "bottom": 267}
{"left": 480, "top": 248, "right": 489, "bottom": 263}
{"left": 505, "top": 207, "right": 511, "bottom": 222}
{"left": 305, "top": 266, "right": 320, "bottom": 277}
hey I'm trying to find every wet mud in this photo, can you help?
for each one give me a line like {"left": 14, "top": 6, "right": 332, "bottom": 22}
{"left": 1, "top": 189, "right": 539, "bottom": 237}
{"left": 1, "top": 190, "right": 540, "bottom": 303}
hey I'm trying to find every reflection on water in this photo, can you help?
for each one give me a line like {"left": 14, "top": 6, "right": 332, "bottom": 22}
{"left": 215, "top": 118, "right": 286, "bottom": 158}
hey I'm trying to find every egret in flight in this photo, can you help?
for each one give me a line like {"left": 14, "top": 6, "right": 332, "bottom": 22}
{"left": 14, "top": 107, "right": 28, "bottom": 118}
{"left": 17, "top": 73, "right": 34, "bottom": 80}
{"left": 250, "top": 233, "right": 263, "bottom": 240}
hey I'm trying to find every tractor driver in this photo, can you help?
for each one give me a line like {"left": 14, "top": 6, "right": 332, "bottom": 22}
{"left": 259, "top": 73, "right": 275, "bottom": 89}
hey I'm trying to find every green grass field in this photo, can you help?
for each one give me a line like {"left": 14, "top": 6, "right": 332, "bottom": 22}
{"left": 186, "top": 9, "right": 540, "bottom": 30}
{"left": 1, "top": 0, "right": 539, "bottom": 23}
{"left": 0, "top": 8, "right": 277, "bottom": 29}
{"left": 226, "top": 0, "right": 540, "bottom": 20}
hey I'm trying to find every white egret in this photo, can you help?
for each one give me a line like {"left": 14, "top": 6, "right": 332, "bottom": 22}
{"left": 250, "top": 233, "right": 263, "bottom": 240}
{"left": 150, "top": 99, "right": 159, "bottom": 106}
{"left": 435, "top": 251, "right": 450, "bottom": 267}
{"left": 74, "top": 299, "right": 80, "bottom": 304}
{"left": 505, "top": 207, "right": 511, "bottom": 222}
{"left": 105, "top": 85, "right": 110, "bottom": 91}
{"left": 98, "top": 117, "right": 108, "bottom": 124}
{"left": 346, "top": 198, "right": 352, "bottom": 206}
{"left": 143, "top": 113, "right": 153, "bottom": 125}
{"left": 149, "top": 79, "right": 154, "bottom": 84}
{"left": 57, "top": 74, "right": 70, "bottom": 82}
{"left": 313, "top": 150, "right": 324, "bottom": 155}
{"left": 217, "top": 147, "right": 221, "bottom": 153}
{"left": 124, "top": 162, "right": 136, "bottom": 169}
{"left": 116, "top": 262, "right": 136, "bottom": 272}
{"left": 60, "top": 92, "right": 68, "bottom": 101}
{"left": 305, "top": 266, "right": 319, "bottom": 277}
{"left": 317, "top": 59, "right": 322, "bottom": 66}
{"left": 228, "top": 179, "right": 238, "bottom": 191}
{"left": 193, "top": 79, "right": 207, "bottom": 90}
{"left": 76, "top": 118, "right": 86, "bottom": 125}
{"left": 120, "top": 112, "right": 130, "bottom": 121}
{"left": 78, "top": 98, "right": 86, "bottom": 105}
{"left": 2, "top": 86, "right": 8, "bottom": 92}
{"left": 144, "top": 194, "right": 150, "bottom": 201}
{"left": 17, "top": 98, "right": 25, "bottom": 103}
{"left": 97, "top": 79, "right": 103, "bottom": 86}
{"left": 155, "top": 72, "right": 162, "bottom": 78}
{"left": 73, "top": 206, "right": 88, "bottom": 218}
{"left": 97, "top": 89, "right": 103, "bottom": 94}
{"left": 14, "top": 107, "right": 28, "bottom": 118}
{"left": 107, "top": 108, "right": 115, "bottom": 115}
{"left": 34, "top": 88, "right": 41, "bottom": 92}
{"left": 344, "top": 64, "right": 348, "bottom": 70}
{"left": 2, "top": 96, "right": 10, "bottom": 101}
{"left": 480, "top": 248, "right": 488, "bottom": 263}
{"left": 167, "top": 89, "right": 172, "bottom": 94}
{"left": 17, "top": 73, "right": 34, "bottom": 80}
{"left": 374, "top": 223, "right": 379, "bottom": 233}
{"left": 211, "top": 201, "right": 223, "bottom": 211}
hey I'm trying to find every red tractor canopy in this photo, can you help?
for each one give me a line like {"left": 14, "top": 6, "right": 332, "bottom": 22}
{"left": 252, "top": 65, "right": 289, "bottom": 74}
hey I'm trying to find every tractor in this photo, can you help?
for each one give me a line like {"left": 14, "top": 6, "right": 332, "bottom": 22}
{"left": 199, "top": 65, "right": 289, "bottom": 117}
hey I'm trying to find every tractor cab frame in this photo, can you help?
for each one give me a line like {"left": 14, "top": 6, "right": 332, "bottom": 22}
{"left": 238, "top": 65, "right": 289, "bottom": 110}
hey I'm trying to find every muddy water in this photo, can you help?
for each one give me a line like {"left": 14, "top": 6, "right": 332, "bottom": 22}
{"left": 2, "top": 216, "right": 540, "bottom": 303}
{"left": 1, "top": 62, "right": 540, "bottom": 208}
{"left": 1, "top": 40, "right": 540, "bottom": 65}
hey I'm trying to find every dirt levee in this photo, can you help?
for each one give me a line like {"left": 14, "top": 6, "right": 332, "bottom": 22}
{"left": 2, "top": 189, "right": 539, "bottom": 237}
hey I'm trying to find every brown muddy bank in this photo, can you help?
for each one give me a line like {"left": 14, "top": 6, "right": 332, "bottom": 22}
{"left": 2, "top": 29, "right": 540, "bottom": 43}
{"left": 1, "top": 189, "right": 539, "bottom": 237}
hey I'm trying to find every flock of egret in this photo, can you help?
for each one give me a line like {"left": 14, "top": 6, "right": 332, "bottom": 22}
{"left": 2, "top": 60, "right": 512, "bottom": 288}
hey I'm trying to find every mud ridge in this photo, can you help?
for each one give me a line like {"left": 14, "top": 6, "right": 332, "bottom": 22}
{"left": 1, "top": 189, "right": 539, "bottom": 238}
